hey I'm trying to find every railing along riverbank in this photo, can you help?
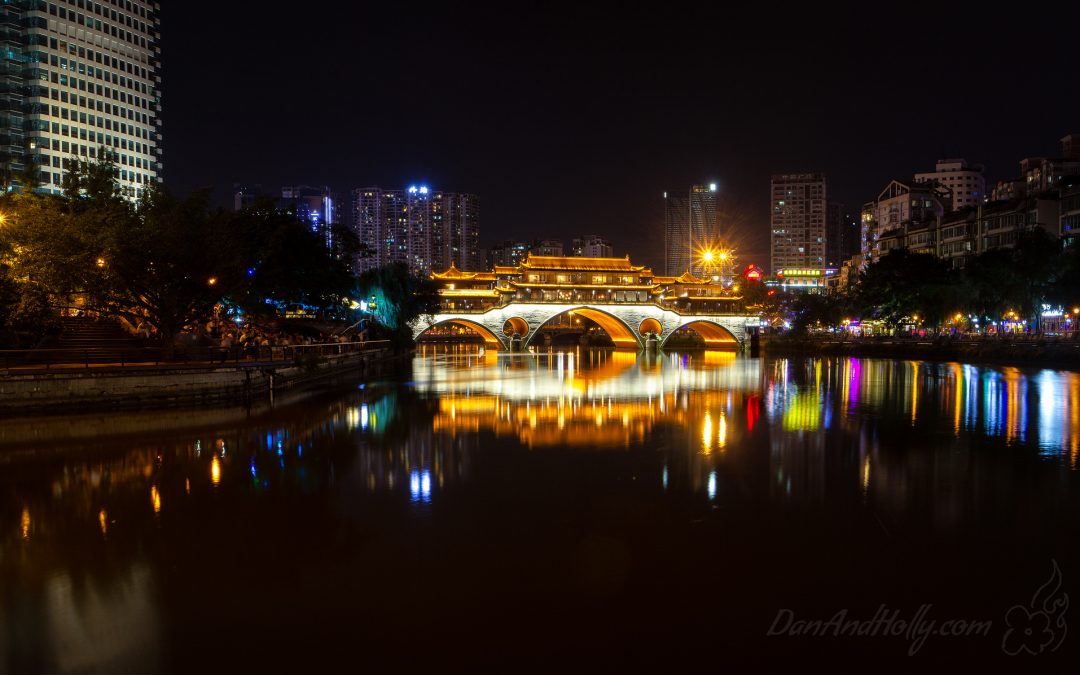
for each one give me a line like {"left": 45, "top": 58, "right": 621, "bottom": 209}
{"left": 0, "top": 340, "right": 391, "bottom": 372}
{"left": 0, "top": 341, "right": 401, "bottom": 414}
{"left": 763, "top": 334, "right": 1080, "bottom": 368}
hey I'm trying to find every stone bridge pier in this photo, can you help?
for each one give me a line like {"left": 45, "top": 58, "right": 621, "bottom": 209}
{"left": 410, "top": 303, "right": 759, "bottom": 351}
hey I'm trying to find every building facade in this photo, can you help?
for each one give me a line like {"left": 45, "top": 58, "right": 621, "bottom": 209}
{"left": 664, "top": 184, "right": 718, "bottom": 276}
{"left": 350, "top": 186, "right": 480, "bottom": 275}
{"left": 770, "top": 173, "right": 826, "bottom": 274}
{"left": 0, "top": 0, "right": 162, "bottom": 198}
{"left": 914, "top": 158, "right": 985, "bottom": 211}
{"left": 860, "top": 180, "right": 948, "bottom": 263}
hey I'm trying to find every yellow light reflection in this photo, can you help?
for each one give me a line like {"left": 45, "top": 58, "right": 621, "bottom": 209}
{"left": 702, "top": 411, "right": 713, "bottom": 454}
{"left": 151, "top": 485, "right": 161, "bottom": 513}
{"left": 21, "top": 507, "right": 30, "bottom": 540}
{"left": 211, "top": 457, "right": 221, "bottom": 486}
{"left": 99, "top": 508, "right": 108, "bottom": 536}
{"left": 717, "top": 412, "right": 727, "bottom": 450}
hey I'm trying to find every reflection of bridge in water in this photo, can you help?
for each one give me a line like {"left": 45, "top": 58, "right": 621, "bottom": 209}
{"left": 414, "top": 349, "right": 763, "bottom": 448}
{"left": 411, "top": 255, "right": 761, "bottom": 350}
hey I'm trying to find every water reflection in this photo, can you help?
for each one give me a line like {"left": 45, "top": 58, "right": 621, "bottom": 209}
{"left": 1, "top": 350, "right": 1079, "bottom": 671}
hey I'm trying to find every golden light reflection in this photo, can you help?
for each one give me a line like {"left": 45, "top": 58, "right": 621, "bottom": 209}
{"left": 910, "top": 361, "right": 919, "bottom": 425}
{"left": 21, "top": 506, "right": 30, "bottom": 540}
{"left": 952, "top": 363, "right": 963, "bottom": 436}
{"left": 151, "top": 485, "right": 161, "bottom": 513}
{"left": 211, "top": 457, "right": 221, "bottom": 486}
{"left": 717, "top": 412, "right": 727, "bottom": 450}
{"left": 99, "top": 508, "right": 108, "bottom": 536}
{"left": 861, "top": 456, "right": 871, "bottom": 494}
{"left": 1003, "top": 367, "right": 1022, "bottom": 443}
{"left": 185, "top": 478, "right": 191, "bottom": 494}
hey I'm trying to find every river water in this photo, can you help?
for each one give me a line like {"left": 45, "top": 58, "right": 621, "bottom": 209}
{"left": 2, "top": 348, "right": 1078, "bottom": 672}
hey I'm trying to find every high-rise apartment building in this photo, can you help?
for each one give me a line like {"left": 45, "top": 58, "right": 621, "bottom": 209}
{"left": 770, "top": 173, "right": 826, "bottom": 274}
{"left": 0, "top": 0, "right": 162, "bottom": 198}
{"left": 570, "top": 234, "right": 613, "bottom": 258}
{"left": 664, "top": 184, "right": 718, "bottom": 275}
{"left": 351, "top": 186, "right": 479, "bottom": 274}
{"left": 914, "top": 158, "right": 985, "bottom": 211}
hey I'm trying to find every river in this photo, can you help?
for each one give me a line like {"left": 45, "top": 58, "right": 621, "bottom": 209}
{"left": 2, "top": 347, "right": 1078, "bottom": 671}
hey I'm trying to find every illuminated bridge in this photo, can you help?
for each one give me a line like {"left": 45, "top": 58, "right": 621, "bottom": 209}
{"left": 410, "top": 255, "right": 761, "bottom": 351}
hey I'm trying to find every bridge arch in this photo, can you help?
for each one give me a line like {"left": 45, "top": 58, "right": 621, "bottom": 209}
{"left": 525, "top": 306, "right": 641, "bottom": 349}
{"left": 661, "top": 319, "right": 739, "bottom": 350}
{"left": 502, "top": 316, "right": 530, "bottom": 337}
{"left": 416, "top": 318, "right": 505, "bottom": 350}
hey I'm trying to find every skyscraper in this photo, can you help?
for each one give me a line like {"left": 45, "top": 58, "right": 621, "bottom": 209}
{"left": 664, "top": 184, "right": 718, "bottom": 275}
{"left": 280, "top": 185, "right": 337, "bottom": 250}
{"left": 770, "top": 173, "right": 826, "bottom": 273}
{"left": 351, "top": 186, "right": 479, "bottom": 274}
{"left": 0, "top": 0, "right": 162, "bottom": 198}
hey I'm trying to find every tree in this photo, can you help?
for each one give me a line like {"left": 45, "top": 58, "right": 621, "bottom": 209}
{"left": 853, "top": 249, "right": 957, "bottom": 328}
{"left": 226, "top": 199, "right": 355, "bottom": 317}
{"left": 355, "top": 263, "right": 440, "bottom": 345}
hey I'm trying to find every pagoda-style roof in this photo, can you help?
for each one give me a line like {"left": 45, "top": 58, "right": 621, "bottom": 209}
{"left": 520, "top": 254, "right": 647, "bottom": 272}
{"left": 431, "top": 263, "right": 496, "bottom": 281}
{"left": 493, "top": 265, "right": 520, "bottom": 275}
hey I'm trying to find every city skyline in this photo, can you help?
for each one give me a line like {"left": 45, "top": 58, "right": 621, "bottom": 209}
{"left": 159, "top": 5, "right": 1079, "bottom": 272}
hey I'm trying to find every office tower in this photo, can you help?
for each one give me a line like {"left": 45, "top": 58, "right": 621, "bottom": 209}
{"left": 825, "top": 201, "right": 860, "bottom": 268}
{"left": 280, "top": 185, "right": 337, "bottom": 249}
{"left": 1, "top": 0, "right": 162, "bottom": 198}
{"left": 351, "top": 185, "right": 480, "bottom": 274}
{"left": 770, "top": 173, "right": 826, "bottom": 273}
{"left": 664, "top": 183, "right": 718, "bottom": 275}
{"left": 914, "top": 158, "right": 985, "bottom": 211}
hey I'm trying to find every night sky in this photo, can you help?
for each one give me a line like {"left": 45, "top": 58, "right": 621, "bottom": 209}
{"left": 160, "top": 4, "right": 1080, "bottom": 271}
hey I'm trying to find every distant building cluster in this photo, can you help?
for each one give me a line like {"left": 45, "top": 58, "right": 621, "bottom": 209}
{"left": 840, "top": 133, "right": 1080, "bottom": 290}
{"left": 771, "top": 133, "right": 1080, "bottom": 293}
{"left": 233, "top": 184, "right": 481, "bottom": 275}
{"left": 484, "top": 235, "right": 613, "bottom": 270}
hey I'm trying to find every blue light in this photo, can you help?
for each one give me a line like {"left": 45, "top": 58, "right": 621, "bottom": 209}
{"left": 247, "top": 268, "right": 255, "bottom": 277}
{"left": 360, "top": 403, "right": 369, "bottom": 430}
{"left": 407, "top": 186, "right": 417, "bottom": 194}
{"left": 419, "top": 186, "right": 429, "bottom": 195}
{"left": 707, "top": 471, "right": 717, "bottom": 500}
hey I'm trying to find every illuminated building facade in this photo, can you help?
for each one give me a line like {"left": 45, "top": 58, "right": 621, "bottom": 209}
{"left": 770, "top": 173, "right": 826, "bottom": 274}
{"left": 914, "top": 158, "right": 986, "bottom": 211}
{"left": 0, "top": 0, "right": 162, "bottom": 198}
{"left": 350, "top": 186, "right": 480, "bottom": 274}
{"left": 430, "top": 254, "right": 740, "bottom": 314}
{"left": 664, "top": 184, "right": 719, "bottom": 276}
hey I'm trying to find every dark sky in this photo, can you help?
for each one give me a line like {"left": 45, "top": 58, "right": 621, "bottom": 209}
{"left": 160, "top": 3, "right": 1080, "bottom": 271}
